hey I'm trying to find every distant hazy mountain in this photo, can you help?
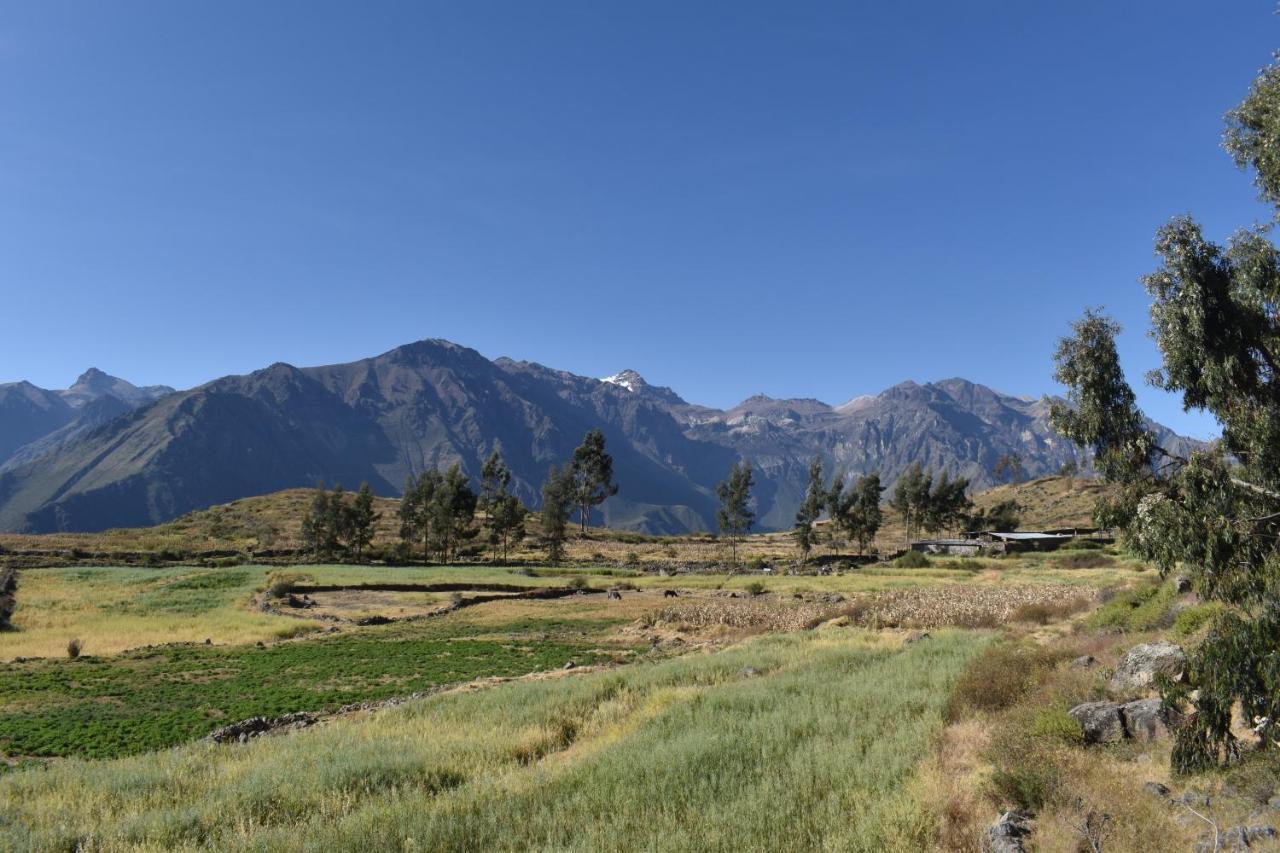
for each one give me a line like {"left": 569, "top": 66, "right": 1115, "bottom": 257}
{"left": 0, "top": 370, "right": 173, "bottom": 469}
{"left": 0, "top": 341, "right": 1201, "bottom": 534}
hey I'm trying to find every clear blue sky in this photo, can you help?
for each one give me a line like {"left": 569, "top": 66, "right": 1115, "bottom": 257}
{"left": 3, "top": 2, "right": 1276, "bottom": 439}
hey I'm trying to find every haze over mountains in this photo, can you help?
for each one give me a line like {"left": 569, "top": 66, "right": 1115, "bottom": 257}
{"left": 0, "top": 340, "right": 1199, "bottom": 535}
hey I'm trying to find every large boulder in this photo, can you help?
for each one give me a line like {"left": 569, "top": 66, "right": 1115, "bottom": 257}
{"left": 1122, "top": 698, "right": 1171, "bottom": 741}
{"left": 1109, "top": 642, "right": 1186, "bottom": 693}
{"left": 984, "top": 811, "right": 1032, "bottom": 853}
{"left": 1069, "top": 701, "right": 1126, "bottom": 744}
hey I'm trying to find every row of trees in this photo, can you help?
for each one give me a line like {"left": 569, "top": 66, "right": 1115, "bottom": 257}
{"left": 794, "top": 459, "right": 883, "bottom": 559}
{"left": 539, "top": 427, "right": 622, "bottom": 561}
{"left": 300, "top": 483, "right": 380, "bottom": 559}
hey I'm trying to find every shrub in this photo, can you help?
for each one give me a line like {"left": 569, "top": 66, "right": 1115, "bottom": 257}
{"left": 663, "top": 545, "right": 678, "bottom": 559}
{"left": 1026, "top": 707, "right": 1084, "bottom": 744}
{"left": 947, "top": 642, "right": 1063, "bottom": 719}
{"left": 989, "top": 765, "right": 1057, "bottom": 813}
{"left": 0, "top": 567, "right": 16, "bottom": 631}
{"left": 266, "top": 572, "right": 313, "bottom": 599}
{"left": 1172, "top": 602, "right": 1227, "bottom": 639}
{"left": 895, "top": 551, "right": 930, "bottom": 569}
{"left": 66, "top": 638, "right": 83, "bottom": 659}
{"left": 747, "top": 557, "right": 767, "bottom": 572}
{"left": 745, "top": 581, "right": 766, "bottom": 597}
{"left": 1011, "top": 603, "right": 1053, "bottom": 625}
{"left": 1087, "top": 579, "right": 1175, "bottom": 632}
{"left": 1058, "top": 538, "right": 1105, "bottom": 551}
{"left": 624, "top": 552, "right": 640, "bottom": 566}
{"left": 1055, "top": 553, "right": 1115, "bottom": 569}
{"left": 567, "top": 575, "right": 589, "bottom": 590}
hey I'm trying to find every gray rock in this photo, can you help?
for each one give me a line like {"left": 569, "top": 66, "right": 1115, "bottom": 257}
{"left": 1121, "top": 698, "right": 1170, "bottom": 741}
{"left": 1143, "top": 781, "right": 1171, "bottom": 799}
{"left": 1070, "top": 654, "right": 1096, "bottom": 668}
{"left": 984, "top": 811, "right": 1032, "bottom": 853}
{"left": 1174, "top": 575, "right": 1193, "bottom": 593}
{"left": 1197, "top": 825, "right": 1280, "bottom": 851}
{"left": 739, "top": 667, "right": 762, "bottom": 678}
{"left": 1069, "top": 701, "right": 1125, "bottom": 744}
{"left": 562, "top": 661, "right": 577, "bottom": 670}
{"left": 904, "top": 631, "right": 931, "bottom": 644}
{"left": 1179, "top": 791, "right": 1211, "bottom": 808}
{"left": 1109, "top": 642, "right": 1186, "bottom": 693}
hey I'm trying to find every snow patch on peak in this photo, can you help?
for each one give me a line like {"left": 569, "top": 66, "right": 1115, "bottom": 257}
{"left": 602, "top": 369, "right": 646, "bottom": 392}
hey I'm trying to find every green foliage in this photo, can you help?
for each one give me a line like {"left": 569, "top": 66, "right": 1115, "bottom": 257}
{"left": 793, "top": 457, "right": 825, "bottom": 558}
{"left": 1085, "top": 580, "right": 1176, "bottom": 632}
{"left": 540, "top": 464, "right": 576, "bottom": 564}
{"left": 1171, "top": 602, "right": 1227, "bottom": 640}
{"left": 828, "top": 471, "right": 886, "bottom": 556}
{"left": 302, "top": 482, "right": 382, "bottom": 562}
{"left": 0, "top": 567, "right": 16, "bottom": 631}
{"left": 744, "top": 580, "right": 766, "bottom": 597}
{"left": 947, "top": 642, "right": 1061, "bottom": 720}
{"left": 65, "top": 638, "right": 82, "bottom": 659}
{"left": 397, "top": 467, "right": 480, "bottom": 564}
{"left": 989, "top": 765, "right": 1057, "bottom": 813}
{"left": 570, "top": 429, "right": 618, "bottom": 532}
{"left": 967, "top": 498, "right": 1021, "bottom": 533}
{"left": 479, "top": 450, "right": 526, "bottom": 562}
{"left": 716, "top": 460, "right": 755, "bottom": 565}
{"left": 0, "top": 621, "right": 613, "bottom": 760}
{"left": 1026, "top": 707, "right": 1084, "bottom": 745}
{"left": 894, "top": 550, "right": 929, "bottom": 569}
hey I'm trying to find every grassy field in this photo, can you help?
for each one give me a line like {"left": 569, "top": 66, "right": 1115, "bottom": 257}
{"left": 2, "top": 553, "right": 1143, "bottom": 660}
{"left": 0, "top": 629, "right": 988, "bottom": 852}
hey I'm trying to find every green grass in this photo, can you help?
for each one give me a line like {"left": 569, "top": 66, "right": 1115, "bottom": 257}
{"left": 0, "top": 616, "right": 629, "bottom": 760}
{"left": 0, "top": 629, "right": 987, "bottom": 852}
{"left": 1086, "top": 578, "right": 1178, "bottom": 632}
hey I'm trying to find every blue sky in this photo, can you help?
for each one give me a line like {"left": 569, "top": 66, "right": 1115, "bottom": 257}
{"left": 3, "top": 2, "right": 1276, "bottom": 438}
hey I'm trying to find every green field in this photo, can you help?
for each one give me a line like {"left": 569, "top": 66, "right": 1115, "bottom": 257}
{"left": 0, "top": 629, "right": 987, "bottom": 852}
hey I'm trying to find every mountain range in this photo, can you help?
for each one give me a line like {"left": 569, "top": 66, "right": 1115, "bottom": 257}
{"left": 0, "top": 341, "right": 1199, "bottom": 535}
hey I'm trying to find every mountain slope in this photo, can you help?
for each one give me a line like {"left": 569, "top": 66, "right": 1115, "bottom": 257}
{"left": 0, "top": 341, "right": 1203, "bottom": 534}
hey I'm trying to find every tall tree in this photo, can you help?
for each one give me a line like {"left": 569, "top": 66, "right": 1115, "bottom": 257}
{"left": 540, "top": 464, "right": 575, "bottom": 564}
{"left": 432, "top": 464, "right": 477, "bottom": 563}
{"left": 570, "top": 429, "right": 618, "bottom": 532}
{"left": 922, "top": 471, "right": 972, "bottom": 537}
{"left": 349, "top": 483, "right": 380, "bottom": 561}
{"left": 0, "top": 566, "right": 16, "bottom": 631}
{"left": 890, "top": 463, "right": 929, "bottom": 543}
{"left": 479, "top": 449, "right": 524, "bottom": 562}
{"left": 794, "top": 457, "right": 825, "bottom": 560}
{"left": 850, "top": 473, "right": 885, "bottom": 556}
{"left": 1049, "top": 52, "right": 1280, "bottom": 773}
{"left": 716, "top": 460, "right": 755, "bottom": 566}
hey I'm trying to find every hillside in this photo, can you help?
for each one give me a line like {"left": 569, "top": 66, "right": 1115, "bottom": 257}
{"left": 0, "top": 475, "right": 1112, "bottom": 567}
{"left": 0, "top": 340, "right": 1191, "bottom": 535}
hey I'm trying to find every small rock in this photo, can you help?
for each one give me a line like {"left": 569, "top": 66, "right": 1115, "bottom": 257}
{"left": 984, "top": 810, "right": 1032, "bottom": 853}
{"left": 562, "top": 661, "right": 577, "bottom": 670}
{"left": 1109, "top": 642, "right": 1186, "bottom": 693}
{"left": 1179, "top": 791, "right": 1211, "bottom": 808}
{"left": 1174, "top": 575, "right": 1192, "bottom": 593}
{"left": 903, "top": 631, "right": 931, "bottom": 644}
{"left": 1070, "top": 655, "right": 1096, "bottom": 669}
{"left": 1069, "top": 701, "right": 1125, "bottom": 744}
{"left": 1143, "top": 781, "right": 1171, "bottom": 799}
{"left": 1268, "top": 796, "right": 1280, "bottom": 811}
{"left": 739, "top": 667, "right": 762, "bottom": 678}
{"left": 1122, "top": 698, "right": 1171, "bottom": 741}
{"left": 1200, "top": 825, "right": 1280, "bottom": 852}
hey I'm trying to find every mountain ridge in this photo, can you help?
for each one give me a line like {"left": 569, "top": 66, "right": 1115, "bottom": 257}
{"left": 0, "top": 340, "right": 1202, "bottom": 535}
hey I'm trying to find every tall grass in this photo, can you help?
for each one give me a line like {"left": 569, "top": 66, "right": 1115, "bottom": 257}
{"left": 0, "top": 629, "right": 986, "bottom": 851}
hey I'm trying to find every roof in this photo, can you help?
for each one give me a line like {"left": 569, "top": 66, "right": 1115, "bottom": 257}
{"left": 989, "top": 531, "right": 1073, "bottom": 541}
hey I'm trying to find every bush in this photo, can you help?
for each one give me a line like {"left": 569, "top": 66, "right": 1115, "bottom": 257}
{"left": 567, "top": 575, "right": 589, "bottom": 590}
{"left": 1054, "top": 553, "right": 1115, "bottom": 569}
{"left": 663, "top": 545, "right": 678, "bottom": 559}
{"left": 66, "top": 638, "right": 83, "bottom": 659}
{"left": 1058, "top": 538, "right": 1105, "bottom": 551}
{"left": 745, "top": 581, "right": 766, "bottom": 597}
{"left": 746, "top": 557, "right": 767, "bottom": 572}
{"left": 1172, "top": 602, "right": 1227, "bottom": 639}
{"left": 989, "top": 765, "right": 1057, "bottom": 813}
{"left": 624, "top": 552, "right": 640, "bottom": 566}
{"left": 1011, "top": 603, "right": 1053, "bottom": 625}
{"left": 266, "top": 572, "right": 313, "bottom": 599}
{"left": 895, "top": 551, "right": 930, "bottom": 569}
{"left": 947, "top": 642, "right": 1063, "bottom": 719}
{"left": 1086, "top": 579, "right": 1176, "bottom": 632}
{"left": 1026, "top": 707, "right": 1084, "bottom": 744}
